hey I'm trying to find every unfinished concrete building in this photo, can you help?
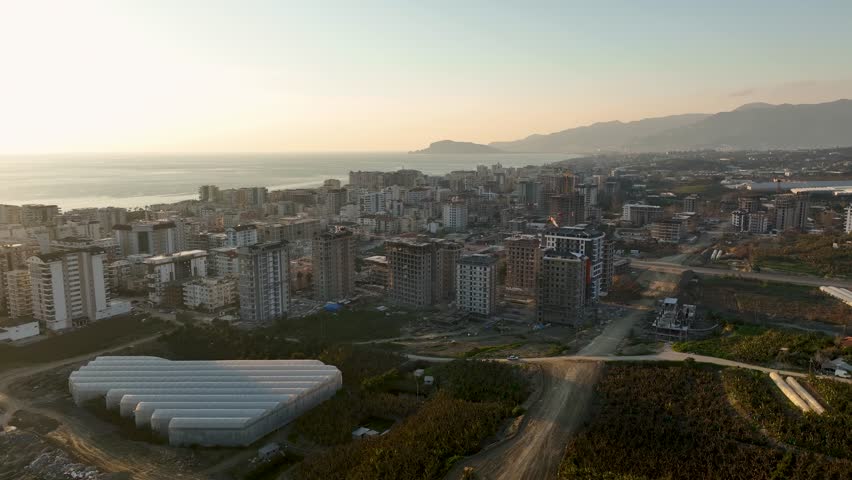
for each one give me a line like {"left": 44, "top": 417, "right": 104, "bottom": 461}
{"left": 385, "top": 238, "right": 461, "bottom": 308}
{"left": 652, "top": 297, "right": 697, "bottom": 341}
{"left": 536, "top": 249, "right": 586, "bottom": 326}
{"left": 504, "top": 235, "right": 541, "bottom": 294}
{"left": 312, "top": 229, "right": 356, "bottom": 301}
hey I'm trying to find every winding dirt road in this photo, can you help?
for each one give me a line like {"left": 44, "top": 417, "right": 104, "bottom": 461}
{"left": 447, "top": 361, "right": 602, "bottom": 480}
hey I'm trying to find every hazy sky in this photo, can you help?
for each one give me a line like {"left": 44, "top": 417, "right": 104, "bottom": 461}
{"left": 2, "top": 0, "right": 852, "bottom": 153}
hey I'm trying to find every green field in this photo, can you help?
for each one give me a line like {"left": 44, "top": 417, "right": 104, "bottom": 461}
{"left": 0, "top": 315, "right": 168, "bottom": 370}
{"left": 559, "top": 363, "right": 852, "bottom": 480}
{"left": 673, "top": 323, "right": 843, "bottom": 369}
{"left": 687, "top": 276, "right": 850, "bottom": 325}
{"left": 755, "top": 257, "right": 825, "bottom": 276}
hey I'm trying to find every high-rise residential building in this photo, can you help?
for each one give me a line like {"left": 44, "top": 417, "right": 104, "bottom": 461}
{"left": 385, "top": 238, "right": 460, "bottom": 307}
{"left": 543, "top": 224, "right": 610, "bottom": 302}
{"left": 258, "top": 218, "right": 322, "bottom": 243}
{"left": 682, "top": 195, "right": 699, "bottom": 213}
{"left": 143, "top": 250, "right": 208, "bottom": 305}
{"left": 0, "top": 204, "right": 22, "bottom": 225}
{"left": 738, "top": 196, "right": 761, "bottom": 213}
{"left": 27, "top": 247, "right": 112, "bottom": 331}
{"left": 226, "top": 224, "right": 259, "bottom": 247}
{"left": 516, "top": 179, "right": 539, "bottom": 207}
{"left": 434, "top": 240, "right": 462, "bottom": 304}
{"left": 359, "top": 191, "right": 387, "bottom": 214}
{"left": 773, "top": 193, "right": 809, "bottom": 231}
{"left": 846, "top": 205, "right": 852, "bottom": 234}
{"left": 733, "top": 209, "right": 769, "bottom": 234}
{"left": 239, "top": 242, "right": 289, "bottom": 324}
{"left": 650, "top": 219, "right": 687, "bottom": 243}
{"left": 386, "top": 239, "right": 435, "bottom": 308}
{"left": 198, "top": 185, "right": 221, "bottom": 202}
{"left": 182, "top": 277, "right": 237, "bottom": 312}
{"left": 96, "top": 207, "right": 128, "bottom": 238}
{"left": 456, "top": 254, "right": 497, "bottom": 317}
{"left": 504, "top": 235, "right": 541, "bottom": 293}
{"left": 324, "top": 189, "right": 348, "bottom": 217}
{"left": 747, "top": 211, "right": 770, "bottom": 234}
{"left": 312, "top": 229, "right": 356, "bottom": 301}
{"left": 323, "top": 178, "right": 342, "bottom": 189}
{"left": 602, "top": 239, "right": 615, "bottom": 292}
{"left": 349, "top": 171, "right": 384, "bottom": 190}
{"left": 442, "top": 199, "right": 468, "bottom": 231}
{"left": 21, "top": 204, "right": 60, "bottom": 227}
{"left": 0, "top": 243, "right": 27, "bottom": 317}
{"left": 622, "top": 203, "right": 663, "bottom": 226}
{"left": 549, "top": 193, "right": 581, "bottom": 226}
{"left": 4, "top": 269, "right": 32, "bottom": 319}
{"left": 210, "top": 247, "right": 240, "bottom": 277}
{"left": 537, "top": 250, "right": 586, "bottom": 325}
{"left": 237, "top": 187, "right": 268, "bottom": 207}
{"left": 113, "top": 221, "right": 178, "bottom": 256}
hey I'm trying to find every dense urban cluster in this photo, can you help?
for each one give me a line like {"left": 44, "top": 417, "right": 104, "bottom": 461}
{"left": 1, "top": 148, "right": 851, "bottom": 342}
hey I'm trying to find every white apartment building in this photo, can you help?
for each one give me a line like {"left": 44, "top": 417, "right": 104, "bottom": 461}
{"left": 183, "top": 277, "right": 236, "bottom": 312}
{"left": 144, "top": 250, "right": 208, "bottom": 305}
{"left": 27, "top": 247, "right": 111, "bottom": 331}
{"left": 846, "top": 205, "right": 852, "bottom": 234}
{"left": 210, "top": 247, "right": 240, "bottom": 277}
{"left": 622, "top": 203, "right": 663, "bottom": 226}
{"left": 442, "top": 200, "right": 468, "bottom": 231}
{"left": 113, "top": 221, "right": 178, "bottom": 256}
{"left": 239, "top": 242, "right": 289, "bottom": 324}
{"left": 226, "top": 224, "right": 259, "bottom": 247}
{"left": 359, "top": 191, "right": 387, "bottom": 214}
{"left": 456, "top": 254, "right": 497, "bottom": 317}
{"left": 543, "top": 224, "right": 609, "bottom": 302}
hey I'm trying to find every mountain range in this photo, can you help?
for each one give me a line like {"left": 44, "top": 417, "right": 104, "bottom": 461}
{"left": 414, "top": 99, "right": 852, "bottom": 154}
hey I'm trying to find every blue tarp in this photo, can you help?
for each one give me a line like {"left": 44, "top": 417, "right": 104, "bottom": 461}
{"left": 324, "top": 303, "right": 343, "bottom": 312}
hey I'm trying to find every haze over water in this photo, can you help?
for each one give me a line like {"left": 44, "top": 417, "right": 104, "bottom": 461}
{"left": 0, "top": 153, "right": 573, "bottom": 210}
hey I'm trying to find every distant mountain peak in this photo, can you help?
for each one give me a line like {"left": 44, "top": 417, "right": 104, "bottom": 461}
{"left": 410, "top": 140, "right": 505, "bottom": 154}
{"left": 733, "top": 102, "right": 775, "bottom": 111}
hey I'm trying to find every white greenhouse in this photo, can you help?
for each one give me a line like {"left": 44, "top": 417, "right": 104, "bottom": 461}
{"left": 69, "top": 356, "right": 342, "bottom": 447}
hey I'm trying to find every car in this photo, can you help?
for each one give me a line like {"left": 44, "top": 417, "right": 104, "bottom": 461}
{"left": 507, "top": 355, "right": 520, "bottom": 361}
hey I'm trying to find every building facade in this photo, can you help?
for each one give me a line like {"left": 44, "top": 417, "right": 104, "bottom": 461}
{"left": 537, "top": 250, "right": 586, "bottom": 325}
{"left": 27, "top": 247, "right": 111, "bottom": 330}
{"left": 456, "top": 254, "right": 497, "bottom": 317}
{"left": 113, "top": 221, "right": 178, "bottom": 256}
{"left": 183, "top": 277, "right": 237, "bottom": 312}
{"left": 504, "top": 235, "right": 540, "bottom": 292}
{"left": 144, "top": 250, "right": 208, "bottom": 305}
{"left": 312, "top": 229, "right": 356, "bottom": 301}
{"left": 622, "top": 203, "right": 663, "bottom": 226}
{"left": 442, "top": 200, "right": 468, "bottom": 231}
{"left": 543, "top": 224, "right": 609, "bottom": 302}
{"left": 239, "top": 242, "right": 289, "bottom": 324}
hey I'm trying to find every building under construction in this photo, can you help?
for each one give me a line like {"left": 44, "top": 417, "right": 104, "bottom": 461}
{"left": 652, "top": 297, "right": 697, "bottom": 341}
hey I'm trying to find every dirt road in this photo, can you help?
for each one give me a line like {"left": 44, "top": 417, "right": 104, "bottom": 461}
{"left": 0, "top": 331, "right": 203, "bottom": 480}
{"left": 446, "top": 360, "right": 602, "bottom": 480}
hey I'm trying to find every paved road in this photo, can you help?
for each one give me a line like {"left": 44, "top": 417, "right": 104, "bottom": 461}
{"left": 630, "top": 259, "right": 852, "bottom": 289}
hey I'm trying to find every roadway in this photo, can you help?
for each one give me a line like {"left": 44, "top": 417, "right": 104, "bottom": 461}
{"left": 629, "top": 259, "right": 852, "bottom": 289}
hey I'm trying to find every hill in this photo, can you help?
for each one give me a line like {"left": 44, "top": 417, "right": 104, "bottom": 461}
{"left": 481, "top": 99, "right": 852, "bottom": 153}
{"left": 409, "top": 140, "right": 505, "bottom": 154}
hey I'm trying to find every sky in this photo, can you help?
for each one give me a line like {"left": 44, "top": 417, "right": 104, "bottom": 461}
{"left": 1, "top": 0, "right": 852, "bottom": 154}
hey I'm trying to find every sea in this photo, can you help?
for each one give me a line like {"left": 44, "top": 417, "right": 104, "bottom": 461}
{"left": 0, "top": 152, "right": 575, "bottom": 211}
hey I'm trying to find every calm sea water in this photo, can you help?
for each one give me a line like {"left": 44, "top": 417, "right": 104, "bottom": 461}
{"left": 0, "top": 153, "right": 574, "bottom": 210}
